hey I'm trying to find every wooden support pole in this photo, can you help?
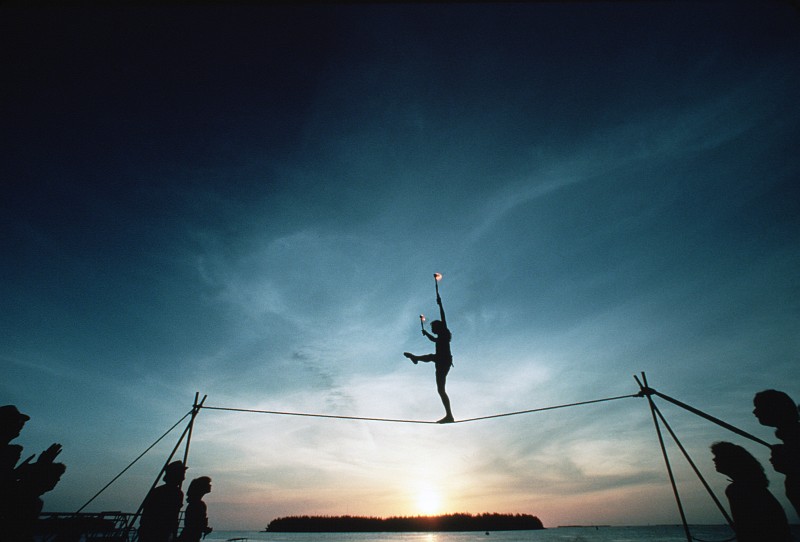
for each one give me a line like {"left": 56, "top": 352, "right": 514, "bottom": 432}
{"left": 183, "top": 392, "right": 207, "bottom": 471}
{"left": 636, "top": 373, "right": 692, "bottom": 542}
{"left": 651, "top": 401, "right": 734, "bottom": 528}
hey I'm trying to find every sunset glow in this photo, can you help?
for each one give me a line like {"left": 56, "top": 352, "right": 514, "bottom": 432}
{"left": 417, "top": 486, "right": 442, "bottom": 516}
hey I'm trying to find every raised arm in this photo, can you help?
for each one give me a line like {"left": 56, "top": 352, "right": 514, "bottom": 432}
{"left": 437, "top": 295, "right": 447, "bottom": 327}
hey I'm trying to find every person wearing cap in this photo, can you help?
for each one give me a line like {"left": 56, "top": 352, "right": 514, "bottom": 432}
{"left": 139, "top": 461, "right": 187, "bottom": 542}
{"left": 1, "top": 405, "right": 63, "bottom": 540}
{"left": 1, "top": 405, "right": 61, "bottom": 467}
{"left": 0, "top": 405, "right": 30, "bottom": 446}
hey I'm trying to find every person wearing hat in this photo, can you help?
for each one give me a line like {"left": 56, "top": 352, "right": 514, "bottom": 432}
{"left": 1, "top": 405, "right": 64, "bottom": 539}
{"left": 0, "top": 405, "right": 30, "bottom": 446}
{"left": 139, "top": 461, "right": 187, "bottom": 542}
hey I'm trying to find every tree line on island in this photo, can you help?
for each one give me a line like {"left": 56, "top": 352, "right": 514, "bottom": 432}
{"left": 265, "top": 513, "right": 544, "bottom": 532}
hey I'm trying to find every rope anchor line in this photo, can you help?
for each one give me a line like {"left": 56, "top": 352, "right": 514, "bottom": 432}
{"left": 199, "top": 392, "right": 642, "bottom": 424}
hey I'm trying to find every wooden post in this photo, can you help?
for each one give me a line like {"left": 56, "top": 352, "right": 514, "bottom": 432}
{"left": 650, "top": 401, "right": 734, "bottom": 527}
{"left": 183, "top": 392, "right": 204, "bottom": 470}
{"left": 636, "top": 373, "right": 692, "bottom": 542}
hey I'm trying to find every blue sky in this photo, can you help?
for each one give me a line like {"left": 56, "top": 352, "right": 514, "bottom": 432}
{"left": 2, "top": 2, "right": 799, "bottom": 530}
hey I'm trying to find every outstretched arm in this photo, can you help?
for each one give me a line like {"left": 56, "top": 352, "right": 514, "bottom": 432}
{"left": 437, "top": 295, "right": 447, "bottom": 327}
{"left": 422, "top": 330, "right": 436, "bottom": 342}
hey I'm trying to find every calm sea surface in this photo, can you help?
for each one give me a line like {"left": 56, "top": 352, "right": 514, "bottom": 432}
{"left": 203, "top": 526, "right": 800, "bottom": 542}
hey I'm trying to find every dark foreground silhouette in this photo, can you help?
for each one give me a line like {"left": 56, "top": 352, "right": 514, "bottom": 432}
{"left": 1, "top": 404, "right": 65, "bottom": 541}
{"left": 266, "top": 513, "right": 544, "bottom": 532}
{"left": 711, "top": 441, "right": 791, "bottom": 542}
{"left": 753, "top": 389, "right": 800, "bottom": 518}
{"left": 139, "top": 460, "right": 187, "bottom": 542}
{"left": 178, "top": 476, "right": 213, "bottom": 542}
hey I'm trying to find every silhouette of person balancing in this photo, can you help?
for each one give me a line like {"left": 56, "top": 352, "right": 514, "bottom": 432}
{"left": 404, "top": 273, "right": 455, "bottom": 424}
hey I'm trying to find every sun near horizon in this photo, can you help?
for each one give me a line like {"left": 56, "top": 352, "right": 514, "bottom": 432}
{"left": 416, "top": 485, "right": 442, "bottom": 516}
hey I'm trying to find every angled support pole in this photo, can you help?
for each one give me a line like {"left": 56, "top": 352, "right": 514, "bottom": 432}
{"left": 126, "top": 393, "right": 207, "bottom": 536}
{"left": 635, "top": 373, "right": 692, "bottom": 542}
{"left": 76, "top": 410, "right": 192, "bottom": 514}
{"left": 183, "top": 392, "right": 203, "bottom": 469}
{"left": 650, "top": 400, "right": 734, "bottom": 528}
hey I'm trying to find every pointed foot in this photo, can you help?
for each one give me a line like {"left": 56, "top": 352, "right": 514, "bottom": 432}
{"left": 437, "top": 415, "right": 455, "bottom": 424}
{"left": 403, "top": 352, "right": 418, "bottom": 364}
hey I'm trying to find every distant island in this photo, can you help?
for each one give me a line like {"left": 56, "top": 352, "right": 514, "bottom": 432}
{"left": 265, "top": 513, "right": 545, "bottom": 532}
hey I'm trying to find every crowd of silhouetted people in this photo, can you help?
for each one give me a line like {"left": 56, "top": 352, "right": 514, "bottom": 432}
{"left": 0, "top": 404, "right": 66, "bottom": 541}
{"left": 0, "top": 403, "right": 214, "bottom": 542}
{"left": 139, "top": 460, "right": 213, "bottom": 542}
{"left": 710, "top": 389, "right": 800, "bottom": 542}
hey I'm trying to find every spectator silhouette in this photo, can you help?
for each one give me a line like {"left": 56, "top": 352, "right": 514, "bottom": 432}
{"left": 6, "top": 460, "right": 66, "bottom": 542}
{"left": 139, "top": 461, "right": 187, "bottom": 542}
{"left": 178, "top": 476, "right": 212, "bottom": 542}
{"left": 711, "top": 441, "right": 791, "bottom": 542}
{"left": 753, "top": 389, "right": 800, "bottom": 518}
{"left": 1, "top": 405, "right": 64, "bottom": 541}
{"left": 404, "top": 292, "right": 454, "bottom": 423}
{"left": 1, "top": 405, "right": 30, "bottom": 488}
{"left": 1, "top": 405, "right": 31, "bottom": 538}
{"left": 1, "top": 405, "right": 30, "bottom": 446}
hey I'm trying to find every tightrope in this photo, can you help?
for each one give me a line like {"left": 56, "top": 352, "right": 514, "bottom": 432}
{"left": 200, "top": 393, "right": 642, "bottom": 424}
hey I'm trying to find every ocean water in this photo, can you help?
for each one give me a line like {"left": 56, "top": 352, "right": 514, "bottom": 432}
{"left": 202, "top": 525, "right": 800, "bottom": 542}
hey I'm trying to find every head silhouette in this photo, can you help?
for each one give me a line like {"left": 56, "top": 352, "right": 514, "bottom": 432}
{"left": 0, "top": 405, "right": 30, "bottom": 444}
{"left": 430, "top": 320, "right": 445, "bottom": 334}
{"left": 186, "top": 476, "right": 212, "bottom": 502}
{"left": 711, "top": 441, "right": 768, "bottom": 487}
{"left": 753, "top": 390, "right": 799, "bottom": 428}
{"left": 163, "top": 461, "right": 187, "bottom": 485}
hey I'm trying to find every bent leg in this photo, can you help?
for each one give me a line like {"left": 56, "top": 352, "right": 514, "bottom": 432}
{"left": 415, "top": 354, "right": 437, "bottom": 363}
{"left": 404, "top": 352, "right": 436, "bottom": 365}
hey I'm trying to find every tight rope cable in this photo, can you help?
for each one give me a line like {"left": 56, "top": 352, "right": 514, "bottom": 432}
{"left": 200, "top": 393, "right": 641, "bottom": 424}
{"left": 199, "top": 406, "right": 438, "bottom": 424}
{"left": 454, "top": 393, "right": 641, "bottom": 423}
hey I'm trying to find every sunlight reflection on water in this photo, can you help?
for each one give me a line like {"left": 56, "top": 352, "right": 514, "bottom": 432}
{"left": 200, "top": 525, "right": 778, "bottom": 542}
